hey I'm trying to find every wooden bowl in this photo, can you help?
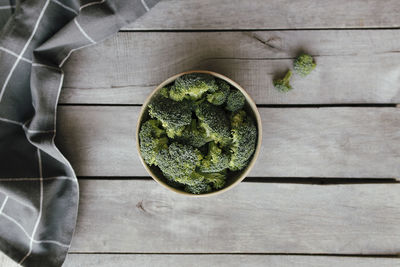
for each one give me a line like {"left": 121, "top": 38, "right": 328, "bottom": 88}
{"left": 136, "top": 70, "right": 262, "bottom": 197}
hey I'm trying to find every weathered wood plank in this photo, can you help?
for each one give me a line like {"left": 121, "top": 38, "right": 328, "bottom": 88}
{"left": 56, "top": 106, "right": 400, "bottom": 178}
{"left": 1, "top": 252, "right": 399, "bottom": 267}
{"left": 69, "top": 180, "right": 400, "bottom": 253}
{"left": 61, "top": 30, "right": 400, "bottom": 105}
{"left": 124, "top": 0, "right": 400, "bottom": 30}
{"left": 63, "top": 254, "right": 400, "bottom": 267}
{"left": 0, "top": 252, "right": 17, "bottom": 267}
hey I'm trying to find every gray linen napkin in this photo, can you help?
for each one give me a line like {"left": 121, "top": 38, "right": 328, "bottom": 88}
{"left": 0, "top": 0, "right": 159, "bottom": 265}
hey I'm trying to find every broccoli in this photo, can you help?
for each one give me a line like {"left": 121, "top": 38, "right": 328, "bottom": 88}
{"left": 229, "top": 110, "right": 257, "bottom": 171}
{"left": 273, "top": 70, "right": 293, "bottom": 92}
{"left": 184, "top": 180, "right": 212, "bottom": 194}
{"left": 156, "top": 142, "right": 202, "bottom": 179}
{"left": 159, "top": 87, "right": 170, "bottom": 98}
{"left": 148, "top": 94, "right": 192, "bottom": 138}
{"left": 207, "top": 79, "right": 230, "bottom": 106}
{"left": 225, "top": 89, "right": 246, "bottom": 112}
{"left": 195, "top": 100, "right": 231, "bottom": 146}
{"left": 293, "top": 53, "right": 316, "bottom": 77}
{"left": 184, "top": 171, "right": 226, "bottom": 194}
{"left": 199, "top": 142, "right": 230, "bottom": 173}
{"left": 139, "top": 120, "right": 168, "bottom": 166}
{"left": 140, "top": 73, "right": 259, "bottom": 194}
{"left": 175, "top": 119, "right": 212, "bottom": 148}
{"left": 170, "top": 73, "right": 218, "bottom": 101}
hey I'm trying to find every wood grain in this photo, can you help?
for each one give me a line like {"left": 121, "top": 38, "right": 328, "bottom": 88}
{"left": 69, "top": 180, "right": 400, "bottom": 253}
{"left": 61, "top": 30, "right": 400, "bottom": 105}
{"left": 63, "top": 254, "right": 400, "bottom": 267}
{"left": 56, "top": 106, "right": 400, "bottom": 178}
{"left": 1, "top": 252, "right": 399, "bottom": 266}
{"left": 0, "top": 252, "right": 16, "bottom": 267}
{"left": 124, "top": 0, "right": 400, "bottom": 30}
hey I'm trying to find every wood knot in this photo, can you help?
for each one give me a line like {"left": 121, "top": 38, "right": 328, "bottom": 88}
{"left": 136, "top": 200, "right": 146, "bottom": 212}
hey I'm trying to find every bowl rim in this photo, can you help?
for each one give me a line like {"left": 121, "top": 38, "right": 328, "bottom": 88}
{"left": 136, "top": 70, "right": 263, "bottom": 197}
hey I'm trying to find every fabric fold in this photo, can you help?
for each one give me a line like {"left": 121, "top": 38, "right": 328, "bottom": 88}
{"left": 0, "top": 0, "right": 159, "bottom": 265}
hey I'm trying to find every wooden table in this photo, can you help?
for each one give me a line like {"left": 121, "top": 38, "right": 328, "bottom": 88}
{"left": 2, "top": 1, "right": 400, "bottom": 266}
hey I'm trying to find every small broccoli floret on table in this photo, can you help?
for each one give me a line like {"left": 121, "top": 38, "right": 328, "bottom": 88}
{"left": 175, "top": 119, "right": 212, "bottom": 148}
{"left": 148, "top": 95, "right": 192, "bottom": 138}
{"left": 139, "top": 120, "right": 168, "bottom": 166}
{"left": 273, "top": 70, "right": 293, "bottom": 92}
{"left": 293, "top": 53, "right": 316, "bottom": 77}
{"left": 225, "top": 89, "right": 246, "bottom": 112}
{"left": 170, "top": 73, "right": 218, "bottom": 101}
{"left": 195, "top": 101, "right": 231, "bottom": 146}
{"left": 207, "top": 79, "right": 230, "bottom": 106}
{"left": 229, "top": 110, "right": 257, "bottom": 171}
{"left": 156, "top": 142, "right": 203, "bottom": 180}
{"left": 199, "top": 142, "right": 230, "bottom": 173}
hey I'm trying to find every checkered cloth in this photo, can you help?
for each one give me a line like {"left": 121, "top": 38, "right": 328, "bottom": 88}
{"left": 0, "top": 0, "right": 159, "bottom": 266}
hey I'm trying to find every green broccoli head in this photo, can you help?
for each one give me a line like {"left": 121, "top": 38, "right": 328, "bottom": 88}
{"left": 293, "top": 54, "right": 316, "bottom": 77}
{"left": 159, "top": 87, "right": 170, "bottom": 98}
{"left": 139, "top": 120, "right": 168, "bottom": 166}
{"left": 184, "top": 171, "right": 226, "bottom": 194}
{"left": 199, "top": 142, "right": 230, "bottom": 173}
{"left": 195, "top": 101, "right": 231, "bottom": 146}
{"left": 148, "top": 94, "right": 192, "bottom": 138}
{"left": 225, "top": 89, "right": 246, "bottom": 112}
{"left": 170, "top": 73, "right": 218, "bottom": 101}
{"left": 229, "top": 110, "right": 257, "bottom": 171}
{"left": 184, "top": 180, "right": 212, "bottom": 194}
{"left": 175, "top": 119, "right": 212, "bottom": 148}
{"left": 207, "top": 79, "right": 230, "bottom": 106}
{"left": 156, "top": 142, "right": 203, "bottom": 179}
{"left": 273, "top": 70, "right": 293, "bottom": 93}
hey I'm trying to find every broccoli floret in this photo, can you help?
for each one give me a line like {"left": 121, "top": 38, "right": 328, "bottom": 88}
{"left": 293, "top": 54, "right": 316, "bottom": 77}
{"left": 139, "top": 120, "right": 168, "bottom": 166}
{"left": 199, "top": 142, "right": 230, "bottom": 173}
{"left": 148, "top": 94, "right": 192, "bottom": 138}
{"left": 156, "top": 142, "right": 202, "bottom": 179}
{"left": 170, "top": 73, "right": 218, "bottom": 101}
{"left": 184, "top": 171, "right": 226, "bottom": 194}
{"left": 229, "top": 110, "right": 257, "bottom": 171}
{"left": 159, "top": 87, "right": 170, "bottom": 98}
{"left": 225, "top": 89, "right": 246, "bottom": 112}
{"left": 184, "top": 180, "right": 212, "bottom": 194}
{"left": 207, "top": 79, "right": 230, "bottom": 106}
{"left": 195, "top": 101, "right": 231, "bottom": 146}
{"left": 273, "top": 70, "right": 293, "bottom": 92}
{"left": 175, "top": 119, "right": 212, "bottom": 148}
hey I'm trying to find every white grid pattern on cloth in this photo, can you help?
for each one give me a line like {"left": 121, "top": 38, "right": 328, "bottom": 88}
{"left": 0, "top": 6, "right": 15, "bottom": 10}
{"left": 74, "top": 18, "right": 96, "bottom": 44}
{"left": 51, "top": 0, "right": 78, "bottom": 15}
{"left": 1, "top": 212, "right": 70, "bottom": 248}
{"left": 141, "top": 0, "right": 150, "bottom": 11}
{"left": 0, "top": 196, "right": 8, "bottom": 214}
{"left": 18, "top": 148, "right": 44, "bottom": 264}
{"left": 0, "top": 0, "right": 156, "bottom": 264}
{"left": 0, "top": 176, "right": 75, "bottom": 182}
{"left": 0, "top": 0, "right": 51, "bottom": 102}
{"left": 80, "top": 0, "right": 106, "bottom": 10}
{"left": 0, "top": 47, "right": 32, "bottom": 64}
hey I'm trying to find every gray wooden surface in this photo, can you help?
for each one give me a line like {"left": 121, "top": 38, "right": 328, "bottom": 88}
{"left": 56, "top": 106, "right": 400, "bottom": 178}
{"left": 61, "top": 30, "right": 400, "bottom": 105}
{"left": 4, "top": 0, "right": 400, "bottom": 266}
{"left": 69, "top": 180, "right": 400, "bottom": 254}
{"left": 62, "top": 254, "right": 400, "bottom": 267}
{"left": 1, "top": 252, "right": 399, "bottom": 267}
{"left": 124, "top": 0, "right": 400, "bottom": 30}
